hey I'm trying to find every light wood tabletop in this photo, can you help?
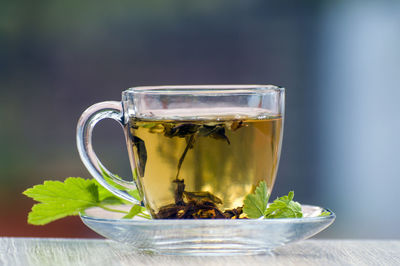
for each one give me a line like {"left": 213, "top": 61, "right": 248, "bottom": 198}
{"left": 1, "top": 238, "right": 399, "bottom": 266}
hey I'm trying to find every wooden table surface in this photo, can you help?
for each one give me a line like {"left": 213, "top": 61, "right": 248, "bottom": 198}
{"left": 1, "top": 238, "right": 399, "bottom": 266}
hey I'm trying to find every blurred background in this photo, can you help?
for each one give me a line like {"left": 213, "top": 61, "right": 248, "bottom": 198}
{"left": 1, "top": 1, "right": 400, "bottom": 238}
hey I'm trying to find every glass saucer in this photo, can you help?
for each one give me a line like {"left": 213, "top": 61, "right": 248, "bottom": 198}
{"left": 80, "top": 205, "right": 335, "bottom": 256}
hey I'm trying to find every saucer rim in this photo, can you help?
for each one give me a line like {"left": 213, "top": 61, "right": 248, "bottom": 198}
{"left": 79, "top": 204, "right": 335, "bottom": 225}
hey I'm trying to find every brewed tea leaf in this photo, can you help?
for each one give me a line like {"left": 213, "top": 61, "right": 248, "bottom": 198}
{"left": 198, "top": 125, "right": 215, "bottom": 137}
{"left": 185, "top": 135, "right": 197, "bottom": 149}
{"left": 192, "top": 202, "right": 226, "bottom": 219}
{"left": 132, "top": 136, "right": 147, "bottom": 177}
{"left": 156, "top": 196, "right": 226, "bottom": 219}
{"left": 230, "top": 120, "right": 247, "bottom": 131}
{"left": 223, "top": 207, "right": 243, "bottom": 219}
{"left": 173, "top": 179, "right": 186, "bottom": 205}
{"left": 141, "top": 123, "right": 157, "bottom": 128}
{"left": 199, "top": 125, "right": 230, "bottom": 144}
{"left": 155, "top": 204, "right": 182, "bottom": 219}
{"left": 209, "top": 126, "right": 230, "bottom": 144}
{"left": 183, "top": 191, "right": 223, "bottom": 205}
{"left": 175, "top": 135, "right": 196, "bottom": 179}
{"left": 147, "top": 124, "right": 165, "bottom": 133}
{"left": 164, "top": 123, "right": 200, "bottom": 138}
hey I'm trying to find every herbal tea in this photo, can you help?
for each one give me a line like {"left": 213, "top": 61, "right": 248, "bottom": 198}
{"left": 126, "top": 114, "right": 282, "bottom": 219}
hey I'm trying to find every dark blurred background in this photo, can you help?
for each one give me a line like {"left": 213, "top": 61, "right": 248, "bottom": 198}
{"left": 1, "top": 1, "right": 400, "bottom": 238}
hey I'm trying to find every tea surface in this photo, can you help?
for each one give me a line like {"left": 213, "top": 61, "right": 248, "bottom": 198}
{"left": 126, "top": 116, "right": 282, "bottom": 218}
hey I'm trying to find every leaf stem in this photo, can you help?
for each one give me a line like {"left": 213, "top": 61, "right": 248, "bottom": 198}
{"left": 175, "top": 134, "right": 195, "bottom": 179}
{"left": 98, "top": 204, "right": 151, "bottom": 219}
{"left": 98, "top": 205, "right": 129, "bottom": 214}
{"left": 137, "top": 213, "right": 151, "bottom": 219}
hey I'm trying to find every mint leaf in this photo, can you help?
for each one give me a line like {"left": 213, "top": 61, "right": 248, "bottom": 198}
{"left": 264, "top": 191, "right": 303, "bottom": 219}
{"left": 243, "top": 181, "right": 270, "bottom": 218}
{"left": 23, "top": 177, "right": 102, "bottom": 225}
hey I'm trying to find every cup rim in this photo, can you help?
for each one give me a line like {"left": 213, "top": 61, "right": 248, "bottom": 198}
{"left": 123, "top": 84, "right": 284, "bottom": 94}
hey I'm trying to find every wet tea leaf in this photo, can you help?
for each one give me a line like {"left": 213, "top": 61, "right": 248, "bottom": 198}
{"left": 185, "top": 135, "right": 197, "bottom": 149}
{"left": 183, "top": 191, "right": 223, "bottom": 205}
{"left": 147, "top": 124, "right": 165, "bottom": 133}
{"left": 141, "top": 123, "right": 158, "bottom": 128}
{"left": 173, "top": 179, "right": 186, "bottom": 205}
{"left": 230, "top": 120, "right": 247, "bottom": 131}
{"left": 175, "top": 135, "right": 196, "bottom": 179}
{"left": 209, "top": 126, "right": 230, "bottom": 144}
{"left": 164, "top": 123, "right": 200, "bottom": 138}
{"left": 198, "top": 125, "right": 215, "bottom": 137}
{"left": 223, "top": 207, "right": 243, "bottom": 219}
{"left": 155, "top": 203, "right": 183, "bottom": 219}
{"left": 132, "top": 136, "right": 147, "bottom": 177}
{"left": 199, "top": 125, "right": 230, "bottom": 144}
{"left": 156, "top": 196, "right": 226, "bottom": 219}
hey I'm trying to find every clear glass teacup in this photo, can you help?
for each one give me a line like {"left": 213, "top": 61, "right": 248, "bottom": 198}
{"left": 77, "top": 85, "right": 284, "bottom": 219}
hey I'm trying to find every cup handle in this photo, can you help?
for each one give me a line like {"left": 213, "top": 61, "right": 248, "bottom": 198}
{"left": 76, "top": 101, "right": 139, "bottom": 204}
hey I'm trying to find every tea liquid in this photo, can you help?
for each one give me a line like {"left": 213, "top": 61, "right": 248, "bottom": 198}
{"left": 126, "top": 112, "right": 282, "bottom": 218}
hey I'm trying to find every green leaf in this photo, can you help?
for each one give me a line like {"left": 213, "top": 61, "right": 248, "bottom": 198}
{"left": 24, "top": 175, "right": 147, "bottom": 225}
{"left": 319, "top": 211, "right": 331, "bottom": 217}
{"left": 99, "top": 166, "right": 129, "bottom": 191}
{"left": 23, "top": 177, "right": 101, "bottom": 225}
{"left": 122, "top": 204, "right": 143, "bottom": 219}
{"left": 243, "top": 181, "right": 270, "bottom": 218}
{"left": 99, "top": 196, "right": 124, "bottom": 205}
{"left": 98, "top": 166, "right": 142, "bottom": 203}
{"left": 129, "top": 189, "right": 141, "bottom": 202}
{"left": 264, "top": 191, "right": 303, "bottom": 219}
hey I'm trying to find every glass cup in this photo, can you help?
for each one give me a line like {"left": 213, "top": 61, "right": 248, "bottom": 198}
{"left": 76, "top": 85, "right": 285, "bottom": 219}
